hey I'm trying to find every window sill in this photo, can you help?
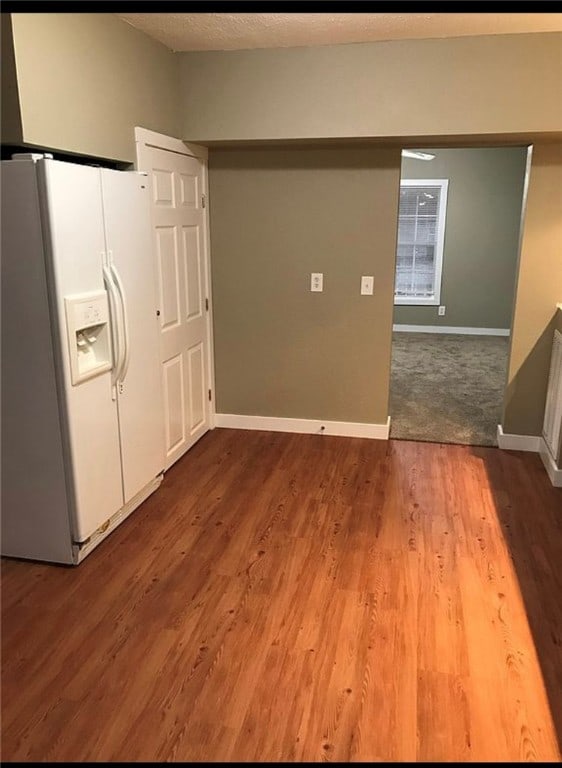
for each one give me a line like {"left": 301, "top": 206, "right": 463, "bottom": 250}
{"left": 394, "top": 298, "right": 440, "bottom": 306}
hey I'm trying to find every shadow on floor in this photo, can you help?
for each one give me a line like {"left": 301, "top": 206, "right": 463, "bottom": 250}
{"left": 475, "top": 444, "right": 562, "bottom": 754}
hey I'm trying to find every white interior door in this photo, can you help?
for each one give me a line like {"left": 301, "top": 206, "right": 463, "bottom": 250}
{"left": 135, "top": 128, "right": 214, "bottom": 469}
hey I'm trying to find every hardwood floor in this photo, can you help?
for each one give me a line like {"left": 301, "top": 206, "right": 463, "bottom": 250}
{"left": 2, "top": 429, "right": 561, "bottom": 762}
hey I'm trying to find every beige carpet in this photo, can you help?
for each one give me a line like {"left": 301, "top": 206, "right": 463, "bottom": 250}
{"left": 390, "top": 332, "right": 510, "bottom": 446}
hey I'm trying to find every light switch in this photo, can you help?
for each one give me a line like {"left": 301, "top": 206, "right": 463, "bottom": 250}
{"left": 311, "top": 273, "right": 323, "bottom": 292}
{"left": 361, "top": 276, "right": 374, "bottom": 295}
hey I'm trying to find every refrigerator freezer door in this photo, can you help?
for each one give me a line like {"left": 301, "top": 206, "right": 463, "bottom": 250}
{"left": 40, "top": 160, "right": 124, "bottom": 542}
{"left": 100, "top": 169, "right": 166, "bottom": 502}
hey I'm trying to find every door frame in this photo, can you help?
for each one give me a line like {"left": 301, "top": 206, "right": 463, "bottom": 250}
{"left": 389, "top": 142, "right": 533, "bottom": 446}
{"left": 134, "top": 126, "right": 216, "bottom": 432}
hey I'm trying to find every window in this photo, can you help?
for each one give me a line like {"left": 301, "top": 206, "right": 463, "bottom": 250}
{"left": 394, "top": 179, "right": 448, "bottom": 305}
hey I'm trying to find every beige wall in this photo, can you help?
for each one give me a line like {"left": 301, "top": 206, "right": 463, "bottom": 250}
{"left": 556, "top": 308, "right": 562, "bottom": 462}
{"left": 1, "top": 14, "right": 22, "bottom": 144}
{"left": 9, "top": 13, "right": 181, "bottom": 162}
{"left": 179, "top": 33, "right": 562, "bottom": 143}
{"left": 209, "top": 148, "right": 401, "bottom": 424}
{"left": 503, "top": 143, "right": 562, "bottom": 435}
{"left": 395, "top": 147, "right": 528, "bottom": 329}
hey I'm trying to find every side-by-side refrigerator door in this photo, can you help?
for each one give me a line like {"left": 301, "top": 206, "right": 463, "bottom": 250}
{"left": 39, "top": 160, "right": 124, "bottom": 542}
{"left": 100, "top": 169, "right": 165, "bottom": 502}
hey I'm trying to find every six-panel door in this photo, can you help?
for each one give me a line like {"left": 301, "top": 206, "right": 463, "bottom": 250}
{"left": 139, "top": 145, "right": 212, "bottom": 468}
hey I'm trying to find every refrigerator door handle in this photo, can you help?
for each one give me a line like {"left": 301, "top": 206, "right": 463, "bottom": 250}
{"left": 102, "top": 263, "right": 125, "bottom": 385}
{"left": 109, "top": 257, "right": 131, "bottom": 384}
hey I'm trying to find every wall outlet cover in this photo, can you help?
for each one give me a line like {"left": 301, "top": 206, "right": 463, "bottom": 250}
{"left": 361, "top": 276, "right": 374, "bottom": 295}
{"left": 311, "top": 272, "right": 324, "bottom": 292}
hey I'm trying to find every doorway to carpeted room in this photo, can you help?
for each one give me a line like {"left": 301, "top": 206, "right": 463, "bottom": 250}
{"left": 389, "top": 331, "right": 510, "bottom": 446}
{"left": 389, "top": 145, "right": 528, "bottom": 447}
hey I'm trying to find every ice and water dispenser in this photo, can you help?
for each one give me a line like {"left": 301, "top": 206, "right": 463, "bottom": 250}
{"left": 64, "top": 291, "right": 112, "bottom": 385}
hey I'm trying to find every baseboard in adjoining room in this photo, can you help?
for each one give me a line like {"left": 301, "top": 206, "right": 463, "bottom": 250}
{"left": 496, "top": 424, "right": 541, "bottom": 452}
{"left": 214, "top": 413, "right": 391, "bottom": 440}
{"left": 393, "top": 324, "right": 510, "bottom": 336}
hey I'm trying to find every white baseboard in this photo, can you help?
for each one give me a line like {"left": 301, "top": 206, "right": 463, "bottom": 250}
{"left": 539, "top": 438, "right": 562, "bottom": 487}
{"left": 496, "top": 425, "right": 541, "bottom": 452}
{"left": 215, "top": 413, "right": 391, "bottom": 440}
{"left": 393, "top": 324, "right": 510, "bottom": 336}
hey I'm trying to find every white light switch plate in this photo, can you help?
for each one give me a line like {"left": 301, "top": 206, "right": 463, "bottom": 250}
{"left": 311, "top": 272, "right": 323, "bottom": 292}
{"left": 361, "top": 276, "right": 374, "bottom": 295}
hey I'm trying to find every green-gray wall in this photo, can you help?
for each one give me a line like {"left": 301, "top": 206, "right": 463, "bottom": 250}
{"left": 179, "top": 34, "right": 562, "bottom": 143}
{"left": 209, "top": 148, "right": 401, "bottom": 424}
{"left": 394, "top": 147, "right": 528, "bottom": 329}
{"left": 9, "top": 13, "right": 181, "bottom": 162}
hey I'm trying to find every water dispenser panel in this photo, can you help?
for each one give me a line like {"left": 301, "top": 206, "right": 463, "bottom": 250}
{"left": 64, "top": 291, "right": 112, "bottom": 385}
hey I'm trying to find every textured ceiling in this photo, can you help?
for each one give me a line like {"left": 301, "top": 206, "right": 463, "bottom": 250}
{"left": 117, "top": 12, "right": 562, "bottom": 52}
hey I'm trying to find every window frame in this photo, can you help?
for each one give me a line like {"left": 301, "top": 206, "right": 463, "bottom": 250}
{"left": 394, "top": 178, "right": 449, "bottom": 307}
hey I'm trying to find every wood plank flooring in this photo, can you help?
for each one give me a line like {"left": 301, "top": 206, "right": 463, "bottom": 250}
{"left": 2, "top": 429, "right": 561, "bottom": 762}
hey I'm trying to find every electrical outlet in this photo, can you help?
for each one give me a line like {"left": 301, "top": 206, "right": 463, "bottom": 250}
{"left": 438, "top": 305, "right": 446, "bottom": 316}
{"left": 311, "top": 273, "right": 323, "bottom": 292}
{"left": 360, "top": 276, "right": 374, "bottom": 295}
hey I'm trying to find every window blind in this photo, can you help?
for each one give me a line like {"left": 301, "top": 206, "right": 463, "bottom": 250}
{"left": 395, "top": 185, "right": 442, "bottom": 300}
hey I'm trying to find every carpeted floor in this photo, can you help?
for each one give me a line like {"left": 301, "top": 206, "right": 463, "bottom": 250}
{"left": 390, "top": 332, "right": 510, "bottom": 446}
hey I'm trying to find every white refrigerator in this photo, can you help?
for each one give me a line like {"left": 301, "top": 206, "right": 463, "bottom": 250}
{"left": 1, "top": 155, "right": 165, "bottom": 564}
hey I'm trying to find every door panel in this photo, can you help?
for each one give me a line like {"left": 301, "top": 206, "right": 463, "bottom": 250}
{"left": 136, "top": 137, "right": 213, "bottom": 468}
{"left": 163, "top": 354, "right": 186, "bottom": 453}
{"left": 183, "top": 226, "right": 202, "bottom": 320}
{"left": 188, "top": 343, "right": 206, "bottom": 434}
{"left": 180, "top": 172, "right": 198, "bottom": 207}
{"left": 156, "top": 226, "right": 181, "bottom": 330}
{"left": 153, "top": 168, "right": 175, "bottom": 205}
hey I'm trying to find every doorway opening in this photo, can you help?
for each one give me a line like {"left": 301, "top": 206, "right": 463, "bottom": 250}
{"left": 389, "top": 146, "right": 530, "bottom": 446}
